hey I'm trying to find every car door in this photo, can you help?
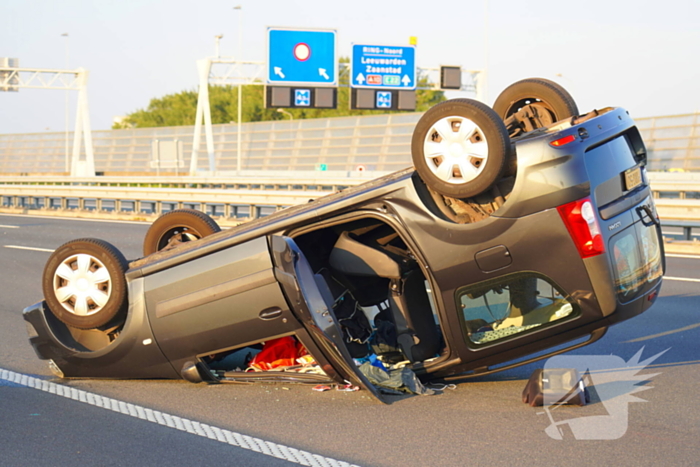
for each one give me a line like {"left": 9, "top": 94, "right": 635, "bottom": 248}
{"left": 143, "top": 234, "right": 382, "bottom": 399}
{"left": 270, "top": 235, "right": 383, "bottom": 401}
{"left": 144, "top": 236, "right": 305, "bottom": 374}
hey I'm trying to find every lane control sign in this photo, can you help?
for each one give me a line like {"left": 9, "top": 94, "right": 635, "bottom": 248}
{"left": 377, "top": 92, "right": 392, "bottom": 108}
{"left": 267, "top": 28, "right": 337, "bottom": 86}
{"left": 294, "top": 89, "right": 311, "bottom": 106}
{"left": 351, "top": 44, "right": 416, "bottom": 90}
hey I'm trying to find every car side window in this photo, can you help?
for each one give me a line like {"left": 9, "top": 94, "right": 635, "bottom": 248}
{"left": 457, "top": 273, "right": 579, "bottom": 345}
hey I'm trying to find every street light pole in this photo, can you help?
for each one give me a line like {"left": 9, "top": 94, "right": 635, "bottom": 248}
{"left": 482, "top": 0, "right": 491, "bottom": 103}
{"left": 234, "top": 5, "right": 243, "bottom": 173}
{"left": 277, "top": 108, "right": 293, "bottom": 120}
{"left": 214, "top": 34, "right": 223, "bottom": 58}
{"left": 61, "top": 33, "right": 69, "bottom": 173}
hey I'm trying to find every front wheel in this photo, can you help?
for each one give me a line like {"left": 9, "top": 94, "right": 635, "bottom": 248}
{"left": 143, "top": 208, "right": 221, "bottom": 256}
{"left": 42, "top": 238, "right": 129, "bottom": 329}
{"left": 411, "top": 98, "right": 511, "bottom": 199}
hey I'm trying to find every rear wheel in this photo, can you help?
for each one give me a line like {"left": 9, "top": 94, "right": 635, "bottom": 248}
{"left": 493, "top": 78, "right": 579, "bottom": 137}
{"left": 411, "top": 98, "right": 511, "bottom": 199}
{"left": 143, "top": 208, "right": 221, "bottom": 256}
{"left": 42, "top": 238, "right": 129, "bottom": 329}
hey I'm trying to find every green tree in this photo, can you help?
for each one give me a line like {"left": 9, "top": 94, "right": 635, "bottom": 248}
{"left": 115, "top": 90, "right": 198, "bottom": 128}
{"left": 114, "top": 85, "right": 278, "bottom": 129}
{"left": 113, "top": 58, "right": 446, "bottom": 129}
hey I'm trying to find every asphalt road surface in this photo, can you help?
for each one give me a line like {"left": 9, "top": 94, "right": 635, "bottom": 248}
{"left": 1, "top": 213, "right": 699, "bottom": 467}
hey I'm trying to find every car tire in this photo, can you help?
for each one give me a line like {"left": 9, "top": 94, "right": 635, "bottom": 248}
{"left": 143, "top": 208, "right": 221, "bottom": 256}
{"left": 493, "top": 78, "right": 579, "bottom": 137}
{"left": 411, "top": 98, "right": 511, "bottom": 199}
{"left": 42, "top": 238, "right": 129, "bottom": 330}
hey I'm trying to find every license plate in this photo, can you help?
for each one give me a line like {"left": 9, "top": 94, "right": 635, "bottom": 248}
{"left": 624, "top": 167, "right": 642, "bottom": 191}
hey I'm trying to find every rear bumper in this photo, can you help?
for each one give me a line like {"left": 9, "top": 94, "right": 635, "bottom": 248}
{"left": 605, "top": 277, "right": 663, "bottom": 326}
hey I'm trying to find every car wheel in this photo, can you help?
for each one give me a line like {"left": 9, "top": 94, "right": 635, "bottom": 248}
{"left": 411, "top": 98, "right": 511, "bottom": 199}
{"left": 42, "top": 238, "right": 129, "bottom": 330}
{"left": 143, "top": 208, "right": 221, "bottom": 256}
{"left": 493, "top": 78, "right": 579, "bottom": 137}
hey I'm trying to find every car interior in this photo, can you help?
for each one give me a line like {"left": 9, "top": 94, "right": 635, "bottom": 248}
{"left": 292, "top": 217, "right": 446, "bottom": 366}
{"left": 458, "top": 275, "right": 577, "bottom": 345}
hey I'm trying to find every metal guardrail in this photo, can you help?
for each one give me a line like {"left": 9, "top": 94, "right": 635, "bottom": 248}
{"left": 1, "top": 171, "right": 697, "bottom": 193}
{"left": 2, "top": 189, "right": 700, "bottom": 225}
{"left": 0, "top": 171, "right": 388, "bottom": 193}
{"left": 653, "top": 198, "right": 700, "bottom": 217}
{"left": 0, "top": 184, "right": 327, "bottom": 220}
{"left": 1, "top": 172, "right": 699, "bottom": 223}
{"left": 0, "top": 172, "right": 381, "bottom": 220}
{"left": 653, "top": 199, "right": 700, "bottom": 236}
{"left": 647, "top": 172, "right": 700, "bottom": 199}
{"left": 648, "top": 173, "right": 700, "bottom": 238}
{"left": 660, "top": 220, "right": 700, "bottom": 241}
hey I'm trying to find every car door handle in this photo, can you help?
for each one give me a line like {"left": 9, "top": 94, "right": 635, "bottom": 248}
{"left": 259, "top": 307, "right": 283, "bottom": 320}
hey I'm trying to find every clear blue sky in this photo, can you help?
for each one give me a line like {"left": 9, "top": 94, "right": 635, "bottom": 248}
{"left": 1, "top": 0, "right": 698, "bottom": 134}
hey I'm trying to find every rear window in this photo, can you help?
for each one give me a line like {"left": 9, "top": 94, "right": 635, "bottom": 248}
{"left": 610, "top": 222, "right": 663, "bottom": 302}
{"left": 585, "top": 136, "right": 639, "bottom": 189}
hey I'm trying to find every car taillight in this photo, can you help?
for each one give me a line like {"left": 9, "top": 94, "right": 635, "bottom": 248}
{"left": 557, "top": 198, "right": 605, "bottom": 258}
{"left": 550, "top": 135, "right": 576, "bottom": 147}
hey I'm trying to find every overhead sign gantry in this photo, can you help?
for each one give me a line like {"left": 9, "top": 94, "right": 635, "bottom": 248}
{"left": 193, "top": 28, "right": 482, "bottom": 173}
{"left": 0, "top": 58, "right": 95, "bottom": 177}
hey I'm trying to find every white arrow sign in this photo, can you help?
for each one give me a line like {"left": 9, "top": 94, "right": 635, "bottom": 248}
{"left": 274, "top": 67, "right": 285, "bottom": 79}
{"left": 319, "top": 68, "right": 329, "bottom": 80}
{"left": 355, "top": 73, "right": 365, "bottom": 85}
{"left": 402, "top": 75, "right": 411, "bottom": 86}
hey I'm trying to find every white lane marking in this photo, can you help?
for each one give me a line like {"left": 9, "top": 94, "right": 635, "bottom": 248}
{"left": 624, "top": 323, "right": 700, "bottom": 343}
{"left": 0, "top": 224, "right": 20, "bottom": 229}
{"left": 0, "top": 367, "right": 357, "bottom": 467}
{"left": 664, "top": 276, "right": 700, "bottom": 283}
{"left": 4, "top": 245, "right": 54, "bottom": 253}
{"left": 666, "top": 253, "right": 700, "bottom": 259}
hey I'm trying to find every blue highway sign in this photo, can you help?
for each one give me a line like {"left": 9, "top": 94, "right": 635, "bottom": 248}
{"left": 351, "top": 44, "right": 416, "bottom": 90}
{"left": 267, "top": 28, "right": 337, "bottom": 86}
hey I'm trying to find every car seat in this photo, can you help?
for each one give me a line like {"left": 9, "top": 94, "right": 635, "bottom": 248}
{"left": 328, "top": 231, "right": 440, "bottom": 362}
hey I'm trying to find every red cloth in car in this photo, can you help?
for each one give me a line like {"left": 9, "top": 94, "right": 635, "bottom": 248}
{"left": 248, "top": 337, "right": 308, "bottom": 371}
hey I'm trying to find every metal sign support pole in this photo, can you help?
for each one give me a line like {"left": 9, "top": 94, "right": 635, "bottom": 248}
{"left": 191, "top": 59, "right": 216, "bottom": 175}
{"left": 68, "top": 70, "right": 95, "bottom": 177}
{"left": 190, "top": 57, "right": 264, "bottom": 176}
{"left": 73, "top": 71, "right": 95, "bottom": 176}
{"left": 237, "top": 80, "right": 242, "bottom": 173}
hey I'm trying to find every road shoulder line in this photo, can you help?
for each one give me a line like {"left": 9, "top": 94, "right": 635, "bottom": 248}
{"left": 4, "top": 245, "right": 55, "bottom": 252}
{"left": 0, "top": 367, "right": 358, "bottom": 467}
